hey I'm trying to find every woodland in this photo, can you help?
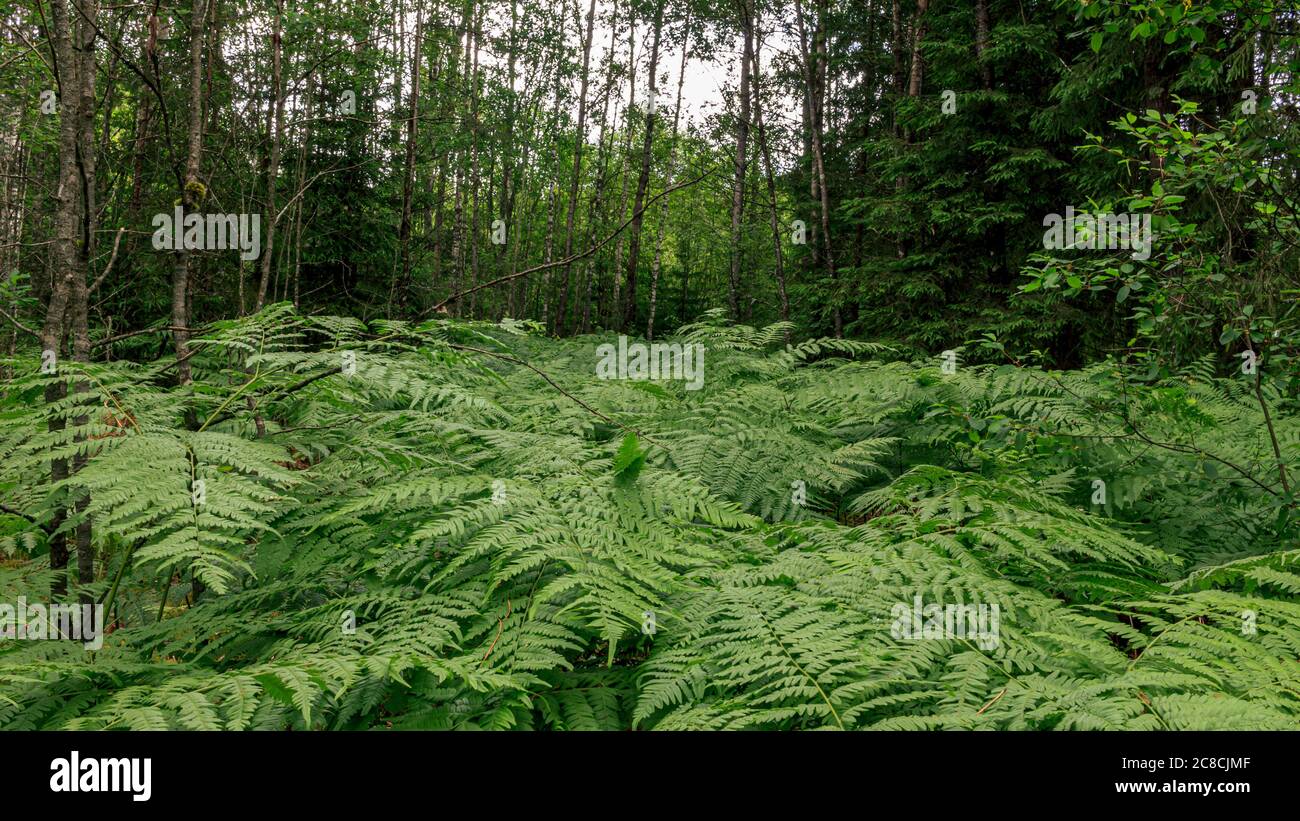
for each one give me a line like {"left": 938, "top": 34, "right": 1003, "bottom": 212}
{"left": 0, "top": 0, "right": 1299, "bottom": 730}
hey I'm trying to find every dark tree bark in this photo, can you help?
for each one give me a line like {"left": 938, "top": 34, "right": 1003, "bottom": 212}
{"left": 173, "top": 0, "right": 208, "bottom": 391}
{"left": 975, "top": 0, "right": 992, "bottom": 90}
{"left": 43, "top": 0, "right": 81, "bottom": 600}
{"left": 395, "top": 10, "right": 423, "bottom": 311}
{"left": 255, "top": 0, "right": 286, "bottom": 311}
{"left": 794, "top": 0, "right": 840, "bottom": 336}
{"left": 71, "top": 0, "right": 101, "bottom": 608}
{"left": 907, "top": 0, "right": 929, "bottom": 98}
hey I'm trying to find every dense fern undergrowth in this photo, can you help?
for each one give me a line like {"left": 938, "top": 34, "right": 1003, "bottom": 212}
{"left": 2, "top": 305, "right": 1299, "bottom": 730}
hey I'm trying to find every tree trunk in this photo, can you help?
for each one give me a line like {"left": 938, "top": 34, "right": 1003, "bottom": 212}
{"left": 396, "top": 11, "right": 423, "bottom": 312}
{"left": 496, "top": 0, "right": 518, "bottom": 294}
{"left": 580, "top": 2, "right": 621, "bottom": 333}
{"left": 907, "top": 0, "right": 929, "bottom": 98}
{"left": 556, "top": 0, "right": 598, "bottom": 335}
{"left": 255, "top": 0, "right": 286, "bottom": 311}
{"left": 610, "top": 13, "right": 636, "bottom": 329}
{"left": 794, "top": 0, "right": 840, "bottom": 336}
{"left": 173, "top": 0, "right": 208, "bottom": 392}
{"left": 891, "top": 0, "right": 904, "bottom": 131}
{"left": 291, "top": 73, "right": 313, "bottom": 309}
{"left": 621, "top": 0, "right": 664, "bottom": 333}
{"left": 43, "top": 0, "right": 83, "bottom": 600}
{"left": 727, "top": 0, "right": 754, "bottom": 320}
{"left": 467, "top": 14, "right": 483, "bottom": 317}
{"left": 647, "top": 7, "right": 691, "bottom": 340}
{"left": 750, "top": 8, "right": 788, "bottom": 327}
{"left": 448, "top": 0, "right": 474, "bottom": 315}
{"left": 71, "top": 0, "right": 101, "bottom": 608}
{"left": 975, "top": 0, "right": 992, "bottom": 90}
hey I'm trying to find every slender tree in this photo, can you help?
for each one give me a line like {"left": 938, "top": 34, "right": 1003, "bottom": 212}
{"left": 621, "top": 0, "right": 664, "bottom": 332}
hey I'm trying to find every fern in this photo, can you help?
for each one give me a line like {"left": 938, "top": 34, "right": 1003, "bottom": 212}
{"left": 1, "top": 307, "right": 1297, "bottom": 730}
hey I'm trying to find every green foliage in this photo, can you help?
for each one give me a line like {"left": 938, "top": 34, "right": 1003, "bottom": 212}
{"left": 1, "top": 308, "right": 1297, "bottom": 730}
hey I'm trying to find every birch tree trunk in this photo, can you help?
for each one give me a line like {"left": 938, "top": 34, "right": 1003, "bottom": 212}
{"left": 647, "top": 7, "right": 691, "bottom": 340}
{"left": 610, "top": 13, "right": 636, "bottom": 329}
{"left": 555, "top": 0, "right": 598, "bottom": 335}
{"left": 750, "top": 8, "right": 788, "bottom": 326}
{"left": 621, "top": 0, "right": 664, "bottom": 332}
{"left": 727, "top": 0, "right": 753, "bottom": 320}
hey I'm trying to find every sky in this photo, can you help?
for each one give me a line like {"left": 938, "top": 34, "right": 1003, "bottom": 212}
{"left": 464, "top": 1, "right": 797, "bottom": 134}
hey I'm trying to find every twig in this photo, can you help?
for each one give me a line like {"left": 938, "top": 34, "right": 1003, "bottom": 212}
{"left": 0, "top": 304, "right": 39, "bottom": 338}
{"left": 87, "top": 226, "right": 125, "bottom": 295}
{"left": 482, "top": 599, "right": 512, "bottom": 662}
{"left": 976, "top": 687, "right": 1006, "bottom": 715}
{"left": 1245, "top": 333, "right": 1292, "bottom": 501}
